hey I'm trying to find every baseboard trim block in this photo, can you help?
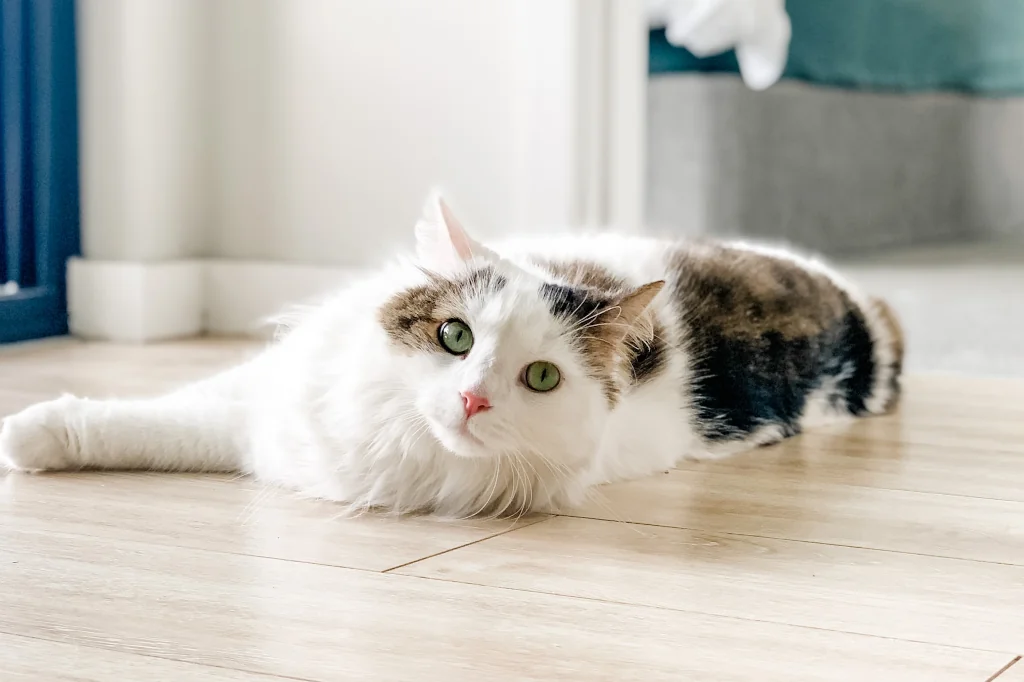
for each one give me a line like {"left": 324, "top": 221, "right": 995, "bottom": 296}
{"left": 68, "top": 258, "right": 204, "bottom": 342}
{"left": 203, "top": 261, "right": 355, "bottom": 337}
{"left": 67, "top": 258, "right": 356, "bottom": 343}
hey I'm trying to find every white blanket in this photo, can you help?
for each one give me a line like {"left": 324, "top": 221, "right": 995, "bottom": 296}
{"left": 647, "top": 0, "right": 791, "bottom": 90}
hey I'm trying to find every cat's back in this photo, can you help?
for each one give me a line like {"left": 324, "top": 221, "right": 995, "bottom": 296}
{"left": 494, "top": 231, "right": 904, "bottom": 451}
{"left": 492, "top": 231, "right": 673, "bottom": 286}
{"left": 663, "top": 239, "right": 904, "bottom": 445}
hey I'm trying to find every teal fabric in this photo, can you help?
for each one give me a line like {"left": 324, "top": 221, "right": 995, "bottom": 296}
{"left": 649, "top": 0, "right": 1024, "bottom": 95}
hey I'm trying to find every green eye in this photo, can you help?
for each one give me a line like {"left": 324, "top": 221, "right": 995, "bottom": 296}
{"left": 438, "top": 319, "right": 474, "bottom": 355}
{"left": 523, "top": 361, "right": 561, "bottom": 392}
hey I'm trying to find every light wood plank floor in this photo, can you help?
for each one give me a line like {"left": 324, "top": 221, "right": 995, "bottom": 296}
{"left": 1, "top": 338, "right": 1022, "bottom": 681}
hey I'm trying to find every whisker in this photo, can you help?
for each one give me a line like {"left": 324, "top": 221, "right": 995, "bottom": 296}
{"left": 237, "top": 483, "right": 277, "bottom": 525}
{"left": 472, "top": 456, "right": 504, "bottom": 518}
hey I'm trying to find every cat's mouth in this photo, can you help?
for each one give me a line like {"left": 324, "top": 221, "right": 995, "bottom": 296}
{"left": 427, "top": 416, "right": 491, "bottom": 458}
{"left": 457, "top": 422, "right": 484, "bottom": 445}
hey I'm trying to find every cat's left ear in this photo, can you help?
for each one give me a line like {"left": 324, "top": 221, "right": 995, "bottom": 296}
{"left": 415, "top": 190, "right": 496, "bottom": 273}
{"left": 601, "top": 280, "right": 666, "bottom": 342}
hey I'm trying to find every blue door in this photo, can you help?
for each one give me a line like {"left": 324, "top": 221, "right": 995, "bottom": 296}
{"left": 0, "top": 0, "right": 79, "bottom": 344}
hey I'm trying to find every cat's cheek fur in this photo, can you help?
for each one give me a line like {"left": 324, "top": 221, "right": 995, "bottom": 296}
{"left": 586, "top": 366, "right": 693, "bottom": 486}
{"left": 415, "top": 354, "right": 491, "bottom": 458}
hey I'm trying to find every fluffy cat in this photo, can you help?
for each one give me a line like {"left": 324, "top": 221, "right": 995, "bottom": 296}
{"left": 0, "top": 193, "right": 904, "bottom": 517}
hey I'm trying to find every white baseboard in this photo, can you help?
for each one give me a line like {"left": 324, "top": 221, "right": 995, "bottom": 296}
{"left": 203, "top": 261, "right": 356, "bottom": 336}
{"left": 67, "top": 257, "right": 356, "bottom": 343}
{"left": 68, "top": 259, "right": 205, "bottom": 342}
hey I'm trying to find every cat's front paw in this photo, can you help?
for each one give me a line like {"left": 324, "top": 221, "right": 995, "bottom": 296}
{"left": 0, "top": 396, "right": 77, "bottom": 472}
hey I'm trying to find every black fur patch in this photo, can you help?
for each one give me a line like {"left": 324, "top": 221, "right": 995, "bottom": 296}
{"left": 625, "top": 329, "right": 668, "bottom": 385}
{"left": 539, "top": 282, "right": 608, "bottom": 324}
{"left": 689, "top": 329, "right": 812, "bottom": 440}
{"left": 824, "top": 308, "right": 876, "bottom": 415}
{"left": 665, "top": 244, "right": 885, "bottom": 442}
{"left": 688, "top": 305, "right": 876, "bottom": 441}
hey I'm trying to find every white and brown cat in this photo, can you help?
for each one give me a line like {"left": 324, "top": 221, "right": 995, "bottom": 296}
{"left": 0, "top": 192, "right": 903, "bottom": 517}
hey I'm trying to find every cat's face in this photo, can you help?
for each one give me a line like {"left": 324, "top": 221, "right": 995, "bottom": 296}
{"left": 380, "top": 263, "right": 609, "bottom": 466}
{"left": 377, "top": 192, "right": 662, "bottom": 469}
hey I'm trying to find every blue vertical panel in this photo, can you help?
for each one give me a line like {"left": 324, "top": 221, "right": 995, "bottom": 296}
{"left": 0, "top": 0, "right": 79, "bottom": 343}
{"left": 1, "top": 0, "right": 34, "bottom": 287}
{"left": 29, "top": 0, "right": 79, "bottom": 301}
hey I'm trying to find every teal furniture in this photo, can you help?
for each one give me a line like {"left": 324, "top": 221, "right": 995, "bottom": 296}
{"left": 650, "top": 0, "right": 1024, "bottom": 95}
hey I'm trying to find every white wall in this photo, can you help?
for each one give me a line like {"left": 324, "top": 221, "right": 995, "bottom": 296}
{"left": 218, "top": 0, "right": 601, "bottom": 266}
{"left": 207, "top": 0, "right": 279, "bottom": 264}
{"left": 77, "top": 0, "right": 209, "bottom": 261}
{"left": 80, "top": 0, "right": 613, "bottom": 269}
{"left": 73, "top": 0, "right": 649, "bottom": 341}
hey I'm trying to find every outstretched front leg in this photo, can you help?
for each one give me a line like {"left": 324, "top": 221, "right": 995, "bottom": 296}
{"left": 1, "top": 376, "right": 250, "bottom": 474}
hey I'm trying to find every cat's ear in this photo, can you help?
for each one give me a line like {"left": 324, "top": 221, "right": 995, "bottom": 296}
{"left": 603, "top": 280, "right": 666, "bottom": 340}
{"left": 415, "top": 190, "right": 496, "bottom": 273}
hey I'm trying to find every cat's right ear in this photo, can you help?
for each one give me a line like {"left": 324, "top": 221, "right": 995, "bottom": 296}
{"left": 415, "top": 190, "right": 496, "bottom": 274}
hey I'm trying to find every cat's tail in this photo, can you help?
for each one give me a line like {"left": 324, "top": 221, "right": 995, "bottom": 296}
{"left": 0, "top": 363, "right": 253, "bottom": 474}
{"left": 865, "top": 296, "right": 905, "bottom": 414}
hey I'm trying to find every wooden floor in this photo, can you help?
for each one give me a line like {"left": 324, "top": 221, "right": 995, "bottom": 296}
{"left": 1, "top": 339, "right": 1022, "bottom": 681}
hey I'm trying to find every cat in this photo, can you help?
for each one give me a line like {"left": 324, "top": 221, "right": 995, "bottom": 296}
{"left": 0, "top": 192, "right": 904, "bottom": 517}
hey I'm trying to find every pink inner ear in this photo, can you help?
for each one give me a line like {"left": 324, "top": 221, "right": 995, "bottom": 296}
{"left": 449, "top": 230, "right": 474, "bottom": 261}
{"left": 439, "top": 200, "right": 474, "bottom": 261}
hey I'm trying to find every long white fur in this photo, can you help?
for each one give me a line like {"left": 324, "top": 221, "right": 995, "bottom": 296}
{"left": 0, "top": 194, "right": 896, "bottom": 517}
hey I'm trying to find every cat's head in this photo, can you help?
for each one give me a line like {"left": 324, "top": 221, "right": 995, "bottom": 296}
{"left": 378, "top": 192, "right": 663, "bottom": 470}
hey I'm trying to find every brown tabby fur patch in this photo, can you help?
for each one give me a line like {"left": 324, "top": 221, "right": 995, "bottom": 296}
{"left": 378, "top": 267, "right": 506, "bottom": 353}
{"left": 667, "top": 242, "right": 847, "bottom": 342}
{"left": 668, "top": 241, "right": 895, "bottom": 441}
{"left": 536, "top": 258, "right": 633, "bottom": 402}
{"left": 538, "top": 262, "right": 665, "bottom": 404}
{"left": 871, "top": 297, "right": 905, "bottom": 366}
{"left": 869, "top": 297, "right": 905, "bottom": 411}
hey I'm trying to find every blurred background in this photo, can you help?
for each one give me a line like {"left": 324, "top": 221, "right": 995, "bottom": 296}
{"left": 1, "top": 0, "right": 1022, "bottom": 376}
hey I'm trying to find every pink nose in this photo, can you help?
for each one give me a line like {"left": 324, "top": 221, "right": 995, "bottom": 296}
{"left": 460, "top": 390, "right": 491, "bottom": 419}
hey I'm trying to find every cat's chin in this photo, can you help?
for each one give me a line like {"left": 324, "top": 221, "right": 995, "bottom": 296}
{"left": 427, "top": 419, "right": 494, "bottom": 459}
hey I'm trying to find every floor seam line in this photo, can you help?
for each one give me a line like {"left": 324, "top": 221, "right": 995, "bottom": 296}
{"left": 388, "top": 572, "right": 1018, "bottom": 656}
{"left": 986, "top": 655, "right": 1022, "bottom": 682}
{"left": 551, "top": 513, "right": 1024, "bottom": 567}
{"left": 379, "top": 515, "right": 553, "bottom": 573}
{"left": 683, "top": 478, "right": 1024, "bottom": 505}
{"left": 1, "top": 524, "right": 444, "bottom": 575}
{"left": 0, "top": 629, "right": 317, "bottom": 682}
{"left": 670, "top": 470, "right": 1024, "bottom": 505}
